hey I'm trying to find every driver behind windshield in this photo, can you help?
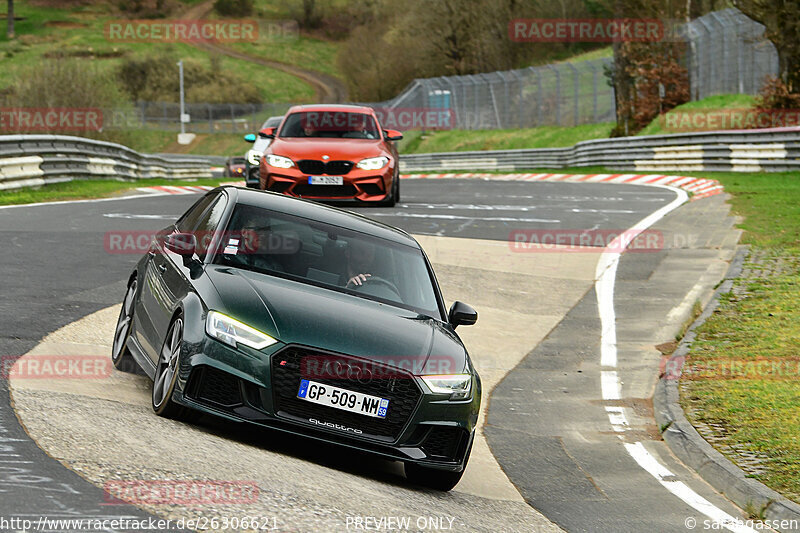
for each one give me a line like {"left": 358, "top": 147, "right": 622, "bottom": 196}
{"left": 236, "top": 213, "right": 285, "bottom": 272}
{"left": 344, "top": 239, "right": 376, "bottom": 287}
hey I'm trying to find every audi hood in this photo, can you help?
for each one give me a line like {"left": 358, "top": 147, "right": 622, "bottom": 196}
{"left": 204, "top": 266, "right": 468, "bottom": 374}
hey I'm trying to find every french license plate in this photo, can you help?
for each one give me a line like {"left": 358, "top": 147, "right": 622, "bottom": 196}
{"left": 308, "top": 176, "right": 343, "bottom": 185}
{"left": 297, "top": 379, "right": 389, "bottom": 418}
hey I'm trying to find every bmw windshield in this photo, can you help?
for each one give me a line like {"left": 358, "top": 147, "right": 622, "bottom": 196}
{"left": 279, "top": 111, "right": 380, "bottom": 139}
{"left": 213, "top": 204, "right": 442, "bottom": 318}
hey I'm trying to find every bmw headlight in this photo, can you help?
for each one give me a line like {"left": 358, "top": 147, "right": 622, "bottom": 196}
{"left": 247, "top": 150, "right": 262, "bottom": 166}
{"left": 266, "top": 154, "right": 295, "bottom": 169}
{"left": 205, "top": 311, "right": 278, "bottom": 350}
{"left": 356, "top": 156, "right": 389, "bottom": 171}
{"left": 422, "top": 374, "right": 472, "bottom": 400}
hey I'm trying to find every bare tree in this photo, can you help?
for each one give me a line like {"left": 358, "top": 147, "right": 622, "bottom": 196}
{"left": 7, "top": 0, "right": 14, "bottom": 40}
{"left": 606, "top": 0, "right": 690, "bottom": 135}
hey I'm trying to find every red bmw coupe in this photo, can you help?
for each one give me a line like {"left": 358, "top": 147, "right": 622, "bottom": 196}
{"left": 259, "top": 104, "right": 403, "bottom": 206}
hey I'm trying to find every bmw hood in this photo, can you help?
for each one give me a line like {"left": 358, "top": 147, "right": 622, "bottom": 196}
{"left": 269, "top": 138, "right": 387, "bottom": 161}
{"left": 205, "top": 266, "right": 467, "bottom": 374}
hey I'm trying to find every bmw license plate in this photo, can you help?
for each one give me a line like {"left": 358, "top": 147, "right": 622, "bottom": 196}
{"left": 297, "top": 379, "right": 389, "bottom": 418}
{"left": 308, "top": 176, "right": 343, "bottom": 185}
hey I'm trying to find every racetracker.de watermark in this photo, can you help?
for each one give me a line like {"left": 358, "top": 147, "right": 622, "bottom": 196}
{"left": 0, "top": 108, "right": 103, "bottom": 132}
{"left": 104, "top": 230, "right": 300, "bottom": 255}
{"left": 103, "top": 480, "right": 260, "bottom": 505}
{"left": 509, "top": 18, "right": 664, "bottom": 42}
{"left": 0, "top": 517, "right": 174, "bottom": 532}
{"left": 299, "top": 109, "right": 453, "bottom": 131}
{"left": 104, "top": 19, "right": 258, "bottom": 43}
{"left": 660, "top": 109, "right": 800, "bottom": 132}
{"left": 298, "top": 355, "right": 458, "bottom": 380}
{"left": 662, "top": 356, "right": 800, "bottom": 381}
{"left": 1, "top": 355, "right": 111, "bottom": 380}
{"left": 509, "top": 229, "right": 672, "bottom": 253}
{"left": 372, "top": 108, "right": 454, "bottom": 130}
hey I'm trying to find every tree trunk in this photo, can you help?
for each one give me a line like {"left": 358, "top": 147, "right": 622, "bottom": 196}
{"left": 7, "top": 0, "right": 14, "bottom": 40}
{"left": 777, "top": 48, "right": 800, "bottom": 95}
{"left": 303, "top": 0, "right": 315, "bottom": 27}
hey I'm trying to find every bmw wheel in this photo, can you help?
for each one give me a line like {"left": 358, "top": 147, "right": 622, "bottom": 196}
{"left": 393, "top": 174, "right": 400, "bottom": 204}
{"left": 382, "top": 174, "right": 399, "bottom": 207}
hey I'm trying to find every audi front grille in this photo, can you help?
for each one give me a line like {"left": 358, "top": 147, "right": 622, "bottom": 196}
{"left": 271, "top": 346, "right": 422, "bottom": 441}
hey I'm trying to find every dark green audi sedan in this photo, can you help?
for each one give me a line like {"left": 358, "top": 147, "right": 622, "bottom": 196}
{"left": 112, "top": 186, "right": 480, "bottom": 490}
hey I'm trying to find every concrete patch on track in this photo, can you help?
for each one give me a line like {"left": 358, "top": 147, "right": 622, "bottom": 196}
{"left": 8, "top": 234, "right": 601, "bottom": 532}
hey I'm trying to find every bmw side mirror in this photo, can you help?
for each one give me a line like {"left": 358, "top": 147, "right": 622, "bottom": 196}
{"left": 384, "top": 129, "right": 403, "bottom": 141}
{"left": 244, "top": 133, "right": 256, "bottom": 143}
{"left": 165, "top": 232, "right": 197, "bottom": 257}
{"left": 259, "top": 127, "right": 276, "bottom": 139}
{"left": 448, "top": 301, "right": 477, "bottom": 328}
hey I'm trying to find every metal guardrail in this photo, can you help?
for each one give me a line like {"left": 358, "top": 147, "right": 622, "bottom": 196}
{"left": 153, "top": 153, "right": 228, "bottom": 166}
{"left": 399, "top": 129, "right": 800, "bottom": 173}
{"left": 0, "top": 135, "right": 215, "bottom": 190}
{"left": 3, "top": 128, "right": 797, "bottom": 192}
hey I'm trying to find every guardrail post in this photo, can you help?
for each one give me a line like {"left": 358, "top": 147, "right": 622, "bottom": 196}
{"left": 139, "top": 102, "right": 146, "bottom": 129}
{"left": 566, "top": 62, "right": 579, "bottom": 126}
{"left": 499, "top": 71, "right": 511, "bottom": 129}
{"left": 710, "top": 12, "right": 730, "bottom": 93}
{"left": 480, "top": 73, "right": 502, "bottom": 129}
{"left": 590, "top": 63, "right": 599, "bottom": 123}
{"left": 545, "top": 65, "right": 561, "bottom": 126}
{"left": 509, "top": 70, "right": 524, "bottom": 128}
{"left": 443, "top": 77, "right": 459, "bottom": 129}
{"left": 697, "top": 18, "right": 714, "bottom": 98}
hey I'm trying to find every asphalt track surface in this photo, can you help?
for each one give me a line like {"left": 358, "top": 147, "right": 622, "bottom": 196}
{"left": 0, "top": 179, "right": 748, "bottom": 532}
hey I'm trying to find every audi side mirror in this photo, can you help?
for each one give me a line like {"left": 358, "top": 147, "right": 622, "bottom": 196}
{"left": 165, "top": 232, "right": 197, "bottom": 257}
{"left": 244, "top": 133, "right": 256, "bottom": 143}
{"left": 448, "top": 301, "right": 477, "bottom": 328}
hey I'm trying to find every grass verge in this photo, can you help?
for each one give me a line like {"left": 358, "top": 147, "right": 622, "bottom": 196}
{"left": 128, "top": 132, "right": 249, "bottom": 156}
{"left": 400, "top": 123, "right": 614, "bottom": 154}
{"left": 678, "top": 171, "right": 800, "bottom": 503}
{"left": 637, "top": 94, "right": 757, "bottom": 136}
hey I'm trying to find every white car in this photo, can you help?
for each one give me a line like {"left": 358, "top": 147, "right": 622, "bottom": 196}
{"left": 244, "top": 115, "right": 284, "bottom": 188}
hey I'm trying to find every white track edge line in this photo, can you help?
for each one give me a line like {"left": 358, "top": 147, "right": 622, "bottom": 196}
{"left": 596, "top": 184, "right": 759, "bottom": 532}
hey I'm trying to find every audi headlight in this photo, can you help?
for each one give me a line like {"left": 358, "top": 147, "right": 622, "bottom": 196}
{"left": 205, "top": 311, "right": 278, "bottom": 350}
{"left": 422, "top": 374, "right": 472, "bottom": 400}
{"left": 247, "top": 150, "right": 262, "bottom": 166}
{"left": 266, "top": 154, "right": 294, "bottom": 169}
{"left": 356, "top": 156, "right": 389, "bottom": 171}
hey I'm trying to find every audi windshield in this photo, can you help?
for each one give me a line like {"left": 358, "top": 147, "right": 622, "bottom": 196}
{"left": 213, "top": 204, "right": 442, "bottom": 318}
